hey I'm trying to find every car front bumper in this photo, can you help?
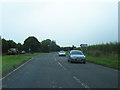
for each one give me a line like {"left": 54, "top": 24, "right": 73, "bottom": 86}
{"left": 59, "top": 54, "right": 66, "bottom": 56}
{"left": 70, "top": 58, "right": 85, "bottom": 62}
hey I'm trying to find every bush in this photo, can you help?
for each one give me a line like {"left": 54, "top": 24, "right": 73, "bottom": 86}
{"left": 86, "top": 42, "right": 118, "bottom": 57}
{"left": 87, "top": 50, "right": 102, "bottom": 57}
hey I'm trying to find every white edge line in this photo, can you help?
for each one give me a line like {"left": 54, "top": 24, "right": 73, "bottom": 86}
{"left": 0, "top": 57, "right": 33, "bottom": 80}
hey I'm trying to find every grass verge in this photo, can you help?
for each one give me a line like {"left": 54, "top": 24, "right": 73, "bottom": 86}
{"left": 86, "top": 55, "right": 119, "bottom": 70}
{"left": 2, "top": 52, "right": 55, "bottom": 76}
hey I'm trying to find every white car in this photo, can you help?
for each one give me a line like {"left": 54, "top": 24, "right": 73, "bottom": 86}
{"left": 59, "top": 51, "right": 66, "bottom": 56}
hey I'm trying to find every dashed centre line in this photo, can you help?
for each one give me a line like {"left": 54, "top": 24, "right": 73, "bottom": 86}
{"left": 73, "top": 76, "right": 90, "bottom": 88}
{"left": 58, "top": 62, "right": 67, "bottom": 70}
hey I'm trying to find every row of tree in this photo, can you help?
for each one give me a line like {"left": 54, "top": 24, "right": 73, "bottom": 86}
{"left": 2, "top": 36, "right": 119, "bottom": 55}
{"left": 2, "top": 36, "right": 61, "bottom": 53}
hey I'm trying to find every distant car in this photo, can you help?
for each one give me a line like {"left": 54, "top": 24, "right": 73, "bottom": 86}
{"left": 20, "top": 51, "right": 26, "bottom": 54}
{"left": 68, "top": 50, "right": 86, "bottom": 64}
{"left": 8, "top": 48, "right": 19, "bottom": 55}
{"left": 59, "top": 51, "right": 66, "bottom": 56}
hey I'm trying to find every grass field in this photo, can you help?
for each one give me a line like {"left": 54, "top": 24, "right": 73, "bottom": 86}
{"left": 86, "top": 55, "right": 119, "bottom": 70}
{"left": 2, "top": 52, "right": 54, "bottom": 76}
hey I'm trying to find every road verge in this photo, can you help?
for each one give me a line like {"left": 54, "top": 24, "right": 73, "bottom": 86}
{"left": 2, "top": 52, "right": 55, "bottom": 76}
{"left": 86, "top": 55, "right": 119, "bottom": 70}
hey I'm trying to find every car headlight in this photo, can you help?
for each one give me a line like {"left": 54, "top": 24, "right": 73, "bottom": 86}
{"left": 70, "top": 56, "right": 75, "bottom": 59}
{"left": 82, "top": 56, "right": 85, "bottom": 58}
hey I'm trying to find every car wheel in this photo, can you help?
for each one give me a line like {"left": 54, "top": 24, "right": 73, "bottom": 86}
{"left": 70, "top": 60, "right": 72, "bottom": 63}
{"left": 68, "top": 59, "right": 69, "bottom": 62}
{"left": 83, "top": 61, "right": 86, "bottom": 64}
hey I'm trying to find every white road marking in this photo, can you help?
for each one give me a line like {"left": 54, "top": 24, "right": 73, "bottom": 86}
{"left": 73, "top": 76, "right": 90, "bottom": 88}
{"left": 0, "top": 58, "right": 33, "bottom": 80}
{"left": 51, "top": 81, "right": 55, "bottom": 88}
{"left": 58, "top": 62, "right": 66, "bottom": 70}
{"left": 58, "top": 87, "right": 62, "bottom": 88}
{"left": 52, "top": 86, "right": 55, "bottom": 88}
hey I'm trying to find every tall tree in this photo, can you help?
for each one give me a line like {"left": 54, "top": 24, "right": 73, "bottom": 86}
{"left": 2, "top": 39, "right": 8, "bottom": 53}
{"left": 41, "top": 39, "right": 51, "bottom": 52}
{"left": 41, "top": 39, "right": 60, "bottom": 52}
{"left": 17, "top": 43, "right": 23, "bottom": 51}
{"left": 7, "top": 40, "right": 17, "bottom": 48}
{"left": 23, "top": 36, "right": 41, "bottom": 52}
{"left": 2, "top": 39, "right": 17, "bottom": 53}
{"left": 50, "top": 41, "right": 60, "bottom": 51}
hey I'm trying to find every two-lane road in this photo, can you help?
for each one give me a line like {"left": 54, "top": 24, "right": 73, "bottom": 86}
{"left": 2, "top": 53, "right": 118, "bottom": 88}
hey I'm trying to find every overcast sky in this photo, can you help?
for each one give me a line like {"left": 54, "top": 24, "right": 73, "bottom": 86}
{"left": 1, "top": 0, "right": 119, "bottom": 47}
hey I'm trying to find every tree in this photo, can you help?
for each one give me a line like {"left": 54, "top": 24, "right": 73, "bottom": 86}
{"left": 2, "top": 39, "right": 17, "bottom": 53}
{"left": 41, "top": 39, "right": 60, "bottom": 52}
{"left": 16, "top": 43, "right": 23, "bottom": 51}
{"left": 2, "top": 39, "right": 8, "bottom": 53}
{"left": 23, "top": 36, "right": 41, "bottom": 52}
{"left": 41, "top": 39, "right": 51, "bottom": 52}
{"left": 7, "top": 40, "right": 17, "bottom": 48}
{"left": 2, "top": 36, "right": 61, "bottom": 53}
{"left": 71, "top": 45, "right": 76, "bottom": 50}
{"left": 50, "top": 41, "right": 60, "bottom": 51}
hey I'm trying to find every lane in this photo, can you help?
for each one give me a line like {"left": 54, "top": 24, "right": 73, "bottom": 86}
{"left": 55, "top": 54, "right": 118, "bottom": 88}
{"left": 3, "top": 54, "right": 84, "bottom": 88}
{"left": 2, "top": 53, "right": 118, "bottom": 88}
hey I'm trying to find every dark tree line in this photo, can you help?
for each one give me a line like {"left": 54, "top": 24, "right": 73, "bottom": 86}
{"left": 2, "top": 36, "right": 61, "bottom": 53}
{"left": 3, "top": 36, "right": 118, "bottom": 56}
{"left": 60, "top": 45, "right": 79, "bottom": 51}
{"left": 2, "top": 39, "right": 21, "bottom": 53}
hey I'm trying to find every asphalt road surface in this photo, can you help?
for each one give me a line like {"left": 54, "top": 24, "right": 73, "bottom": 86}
{"left": 2, "top": 53, "right": 118, "bottom": 88}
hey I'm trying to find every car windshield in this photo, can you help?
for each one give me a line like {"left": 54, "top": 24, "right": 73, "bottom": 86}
{"left": 71, "top": 51, "right": 83, "bottom": 55}
{"left": 60, "top": 51, "right": 65, "bottom": 53}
